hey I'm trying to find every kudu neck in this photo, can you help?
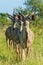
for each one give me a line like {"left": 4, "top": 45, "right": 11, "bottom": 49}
{"left": 25, "top": 20, "right": 30, "bottom": 32}
{"left": 20, "top": 21, "right": 23, "bottom": 32}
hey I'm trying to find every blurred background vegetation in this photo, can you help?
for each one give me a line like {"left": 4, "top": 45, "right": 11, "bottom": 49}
{"left": 0, "top": 0, "right": 43, "bottom": 27}
{"left": 0, "top": 0, "right": 43, "bottom": 65}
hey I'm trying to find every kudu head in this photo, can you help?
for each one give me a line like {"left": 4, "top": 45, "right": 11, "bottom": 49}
{"left": 7, "top": 13, "right": 21, "bottom": 28}
{"left": 7, "top": 13, "right": 16, "bottom": 22}
{"left": 19, "top": 12, "right": 30, "bottom": 27}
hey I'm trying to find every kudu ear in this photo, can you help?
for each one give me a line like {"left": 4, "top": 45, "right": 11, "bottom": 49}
{"left": 19, "top": 12, "right": 24, "bottom": 18}
{"left": 7, "top": 13, "right": 15, "bottom": 22}
{"left": 26, "top": 14, "right": 31, "bottom": 21}
{"left": 18, "top": 12, "right": 25, "bottom": 21}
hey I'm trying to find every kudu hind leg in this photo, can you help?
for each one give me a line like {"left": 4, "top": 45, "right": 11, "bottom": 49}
{"left": 22, "top": 48, "right": 26, "bottom": 61}
{"left": 19, "top": 45, "right": 22, "bottom": 60}
{"left": 7, "top": 38, "right": 12, "bottom": 49}
{"left": 20, "top": 44, "right": 26, "bottom": 61}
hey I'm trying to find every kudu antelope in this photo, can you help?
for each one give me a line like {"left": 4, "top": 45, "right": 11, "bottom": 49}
{"left": 5, "top": 14, "right": 21, "bottom": 49}
{"left": 5, "top": 14, "right": 15, "bottom": 49}
{"left": 18, "top": 13, "right": 34, "bottom": 60}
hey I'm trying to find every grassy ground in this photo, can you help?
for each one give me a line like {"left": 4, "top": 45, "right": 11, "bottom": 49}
{"left": 0, "top": 24, "right": 43, "bottom": 65}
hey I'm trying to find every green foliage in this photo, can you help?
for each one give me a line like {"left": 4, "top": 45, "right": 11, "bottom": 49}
{"left": 25, "top": 0, "right": 43, "bottom": 16}
{"left": 0, "top": 13, "right": 12, "bottom": 26}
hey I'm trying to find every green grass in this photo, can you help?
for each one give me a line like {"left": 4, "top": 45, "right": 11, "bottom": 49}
{"left": 0, "top": 25, "right": 43, "bottom": 65}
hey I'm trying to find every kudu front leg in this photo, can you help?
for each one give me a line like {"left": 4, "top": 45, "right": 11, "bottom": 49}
{"left": 26, "top": 42, "right": 32, "bottom": 58}
{"left": 22, "top": 48, "right": 26, "bottom": 61}
{"left": 15, "top": 44, "right": 20, "bottom": 61}
{"left": 19, "top": 45, "right": 26, "bottom": 61}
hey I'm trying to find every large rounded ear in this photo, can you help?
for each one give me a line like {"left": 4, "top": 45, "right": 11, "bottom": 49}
{"left": 26, "top": 14, "right": 31, "bottom": 20}
{"left": 7, "top": 13, "right": 16, "bottom": 22}
{"left": 19, "top": 12, "right": 24, "bottom": 17}
{"left": 18, "top": 12, "right": 25, "bottom": 21}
